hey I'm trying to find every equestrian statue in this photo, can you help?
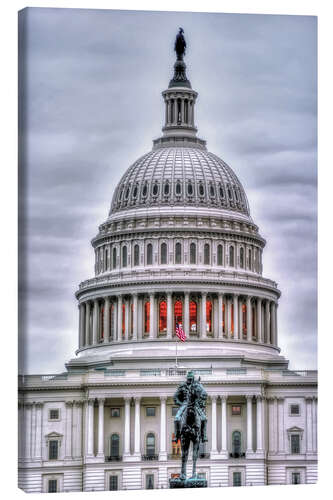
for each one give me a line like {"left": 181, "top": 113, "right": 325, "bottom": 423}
{"left": 169, "top": 371, "right": 208, "bottom": 488}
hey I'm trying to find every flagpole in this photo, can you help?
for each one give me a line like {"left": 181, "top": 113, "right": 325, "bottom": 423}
{"left": 175, "top": 316, "right": 178, "bottom": 368}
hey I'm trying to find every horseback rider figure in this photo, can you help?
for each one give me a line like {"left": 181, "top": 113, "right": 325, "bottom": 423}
{"left": 173, "top": 370, "right": 208, "bottom": 444}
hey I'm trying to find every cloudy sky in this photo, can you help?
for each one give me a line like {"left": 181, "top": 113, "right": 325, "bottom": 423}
{"left": 18, "top": 8, "right": 317, "bottom": 374}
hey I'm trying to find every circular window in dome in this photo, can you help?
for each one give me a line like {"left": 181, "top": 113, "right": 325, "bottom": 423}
{"left": 199, "top": 184, "right": 205, "bottom": 197}
{"left": 164, "top": 182, "right": 170, "bottom": 196}
{"left": 152, "top": 183, "right": 159, "bottom": 196}
{"left": 142, "top": 183, "right": 148, "bottom": 198}
{"left": 175, "top": 182, "right": 182, "bottom": 195}
{"left": 187, "top": 182, "right": 193, "bottom": 196}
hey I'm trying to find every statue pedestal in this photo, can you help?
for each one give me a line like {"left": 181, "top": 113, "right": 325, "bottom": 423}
{"left": 169, "top": 477, "right": 207, "bottom": 489}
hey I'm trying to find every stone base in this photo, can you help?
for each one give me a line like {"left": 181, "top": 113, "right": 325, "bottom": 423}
{"left": 169, "top": 477, "right": 207, "bottom": 488}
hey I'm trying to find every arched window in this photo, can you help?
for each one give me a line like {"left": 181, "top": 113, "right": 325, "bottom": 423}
{"left": 187, "top": 182, "right": 193, "bottom": 196}
{"left": 229, "top": 246, "right": 234, "bottom": 267}
{"left": 222, "top": 302, "right": 225, "bottom": 334}
{"left": 248, "top": 249, "right": 252, "bottom": 271}
{"left": 175, "top": 182, "right": 181, "bottom": 195}
{"left": 122, "top": 246, "right": 127, "bottom": 268}
{"left": 175, "top": 242, "right": 182, "bottom": 264}
{"left": 204, "top": 243, "right": 210, "bottom": 265}
{"left": 199, "top": 184, "right": 205, "bottom": 196}
{"left": 161, "top": 243, "right": 167, "bottom": 264}
{"left": 190, "top": 301, "right": 197, "bottom": 333}
{"left": 142, "top": 182, "right": 148, "bottom": 198}
{"left": 144, "top": 301, "right": 150, "bottom": 334}
{"left": 190, "top": 243, "right": 196, "bottom": 264}
{"left": 104, "top": 247, "right": 108, "bottom": 271}
{"left": 217, "top": 244, "right": 223, "bottom": 266}
{"left": 112, "top": 247, "right": 117, "bottom": 269}
{"left": 110, "top": 434, "right": 120, "bottom": 458}
{"left": 134, "top": 244, "right": 139, "bottom": 266}
{"left": 146, "top": 433, "right": 156, "bottom": 457}
{"left": 122, "top": 303, "right": 125, "bottom": 338}
{"left": 133, "top": 185, "right": 138, "bottom": 199}
{"left": 159, "top": 301, "right": 167, "bottom": 332}
{"left": 152, "top": 183, "right": 159, "bottom": 196}
{"left": 232, "top": 431, "right": 242, "bottom": 457}
{"left": 210, "top": 185, "right": 215, "bottom": 198}
{"left": 206, "top": 300, "right": 212, "bottom": 333}
{"left": 147, "top": 243, "right": 153, "bottom": 265}
{"left": 100, "top": 305, "right": 104, "bottom": 340}
{"left": 164, "top": 182, "right": 170, "bottom": 196}
{"left": 174, "top": 300, "right": 183, "bottom": 331}
{"left": 240, "top": 247, "right": 244, "bottom": 268}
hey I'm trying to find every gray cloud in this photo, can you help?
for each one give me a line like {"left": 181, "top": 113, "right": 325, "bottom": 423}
{"left": 19, "top": 8, "right": 317, "bottom": 373}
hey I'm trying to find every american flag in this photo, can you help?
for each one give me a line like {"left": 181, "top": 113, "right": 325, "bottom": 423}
{"left": 175, "top": 322, "right": 186, "bottom": 342}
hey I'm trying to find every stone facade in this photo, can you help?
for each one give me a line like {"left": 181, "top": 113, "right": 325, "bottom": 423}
{"left": 18, "top": 36, "right": 317, "bottom": 493}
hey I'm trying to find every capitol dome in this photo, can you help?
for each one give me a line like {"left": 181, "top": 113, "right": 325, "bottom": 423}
{"left": 110, "top": 147, "right": 250, "bottom": 219}
{"left": 71, "top": 31, "right": 283, "bottom": 371}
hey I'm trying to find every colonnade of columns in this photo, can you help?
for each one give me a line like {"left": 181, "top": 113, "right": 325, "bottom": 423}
{"left": 164, "top": 94, "right": 195, "bottom": 128}
{"left": 78, "top": 292, "right": 278, "bottom": 349}
{"left": 84, "top": 394, "right": 265, "bottom": 462}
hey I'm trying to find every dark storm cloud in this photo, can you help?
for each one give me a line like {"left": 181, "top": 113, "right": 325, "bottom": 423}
{"left": 19, "top": 8, "right": 317, "bottom": 373}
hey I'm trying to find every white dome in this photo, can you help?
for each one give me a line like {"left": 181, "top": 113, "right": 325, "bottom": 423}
{"left": 110, "top": 146, "right": 250, "bottom": 218}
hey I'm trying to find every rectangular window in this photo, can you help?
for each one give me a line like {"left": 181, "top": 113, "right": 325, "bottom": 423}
{"left": 109, "top": 475, "right": 118, "bottom": 491}
{"left": 231, "top": 405, "right": 241, "bottom": 416}
{"left": 111, "top": 408, "right": 120, "bottom": 418}
{"left": 291, "top": 472, "right": 301, "bottom": 485}
{"left": 49, "top": 440, "right": 58, "bottom": 460}
{"left": 146, "top": 407, "right": 156, "bottom": 417}
{"left": 146, "top": 474, "right": 154, "bottom": 489}
{"left": 233, "top": 471, "right": 242, "bottom": 487}
{"left": 48, "top": 479, "right": 58, "bottom": 493}
{"left": 290, "top": 404, "right": 300, "bottom": 415}
{"left": 49, "top": 409, "right": 59, "bottom": 420}
{"left": 172, "top": 406, "right": 178, "bottom": 417}
{"left": 291, "top": 434, "right": 300, "bottom": 454}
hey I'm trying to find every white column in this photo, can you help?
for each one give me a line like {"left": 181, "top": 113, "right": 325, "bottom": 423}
{"left": 117, "top": 295, "right": 122, "bottom": 341}
{"left": 64, "top": 401, "right": 73, "bottom": 459}
{"left": 131, "top": 293, "right": 138, "bottom": 340}
{"left": 92, "top": 299, "right": 99, "bottom": 344}
{"left": 201, "top": 292, "right": 207, "bottom": 338}
{"left": 149, "top": 293, "right": 155, "bottom": 338}
{"left": 123, "top": 397, "right": 131, "bottom": 457}
{"left": 85, "top": 301, "right": 91, "bottom": 346}
{"left": 134, "top": 397, "right": 141, "bottom": 457}
{"left": 173, "top": 99, "right": 177, "bottom": 124}
{"left": 97, "top": 398, "right": 105, "bottom": 458}
{"left": 31, "top": 403, "right": 36, "bottom": 461}
{"left": 184, "top": 292, "right": 190, "bottom": 338}
{"left": 167, "top": 292, "right": 173, "bottom": 339}
{"left": 227, "top": 297, "right": 232, "bottom": 338}
{"left": 220, "top": 395, "right": 228, "bottom": 458}
{"left": 306, "top": 397, "right": 313, "bottom": 453}
{"left": 256, "top": 298, "right": 262, "bottom": 342}
{"left": 233, "top": 294, "right": 239, "bottom": 340}
{"left": 218, "top": 293, "right": 223, "bottom": 339}
{"left": 103, "top": 297, "right": 110, "bottom": 343}
{"left": 181, "top": 99, "right": 185, "bottom": 124}
{"left": 246, "top": 296, "right": 252, "bottom": 340}
{"left": 273, "top": 397, "right": 278, "bottom": 453}
{"left": 74, "top": 401, "right": 83, "bottom": 458}
{"left": 270, "top": 301, "right": 276, "bottom": 345}
{"left": 256, "top": 396, "right": 263, "bottom": 453}
{"left": 275, "top": 303, "right": 278, "bottom": 345}
{"left": 159, "top": 396, "right": 167, "bottom": 460}
{"left": 277, "top": 397, "right": 284, "bottom": 453}
{"left": 211, "top": 395, "right": 218, "bottom": 456}
{"left": 313, "top": 397, "right": 317, "bottom": 452}
{"left": 125, "top": 298, "right": 129, "bottom": 340}
{"left": 79, "top": 303, "right": 85, "bottom": 348}
{"left": 246, "top": 395, "right": 253, "bottom": 454}
{"left": 86, "top": 399, "right": 95, "bottom": 457}
{"left": 24, "top": 403, "right": 32, "bottom": 460}
{"left": 265, "top": 300, "right": 270, "bottom": 344}
{"left": 35, "top": 403, "right": 42, "bottom": 460}
{"left": 238, "top": 297, "right": 243, "bottom": 339}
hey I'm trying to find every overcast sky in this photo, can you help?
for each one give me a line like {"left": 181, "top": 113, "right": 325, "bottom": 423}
{"left": 18, "top": 7, "right": 317, "bottom": 374}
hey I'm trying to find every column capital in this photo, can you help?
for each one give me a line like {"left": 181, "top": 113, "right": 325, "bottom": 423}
{"left": 210, "top": 394, "right": 218, "bottom": 402}
{"left": 160, "top": 395, "right": 167, "bottom": 403}
{"left": 124, "top": 396, "right": 131, "bottom": 404}
{"left": 134, "top": 396, "right": 141, "bottom": 404}
{"left": 104, "top": 296, "right": 110, "bottom": 302}
{"left": 246, "top": 394, "right": 254, "bottom": 401}
{"left": 74, "top": 400, "right": 84, "bottom": 408}
{"left": 65, "top": 400, "right": 74, "bottom": 408}
{"left": 35, "top": 402, "right": 44, "bottom": 409}
{"left": 201, "top": 291, "right": 207, "bottom": 297}
{"left": 220, "top": 394, "right": 228, "bottom": 402}
{"left": 233, "top": 293, "right": 239, "bottom": 299}
{"left": 87, "top": 398, "right": 95, "bottom": 406}
{"left": 97, "top": 398, "right": 106, "bottom": 405}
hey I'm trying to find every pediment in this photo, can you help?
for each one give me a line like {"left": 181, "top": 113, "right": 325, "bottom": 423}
{"left": 287, "top": 426, "right": 303, "bottom": 433}
{"left": 45, "top": 431, "right": 62, "bottom": 438}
